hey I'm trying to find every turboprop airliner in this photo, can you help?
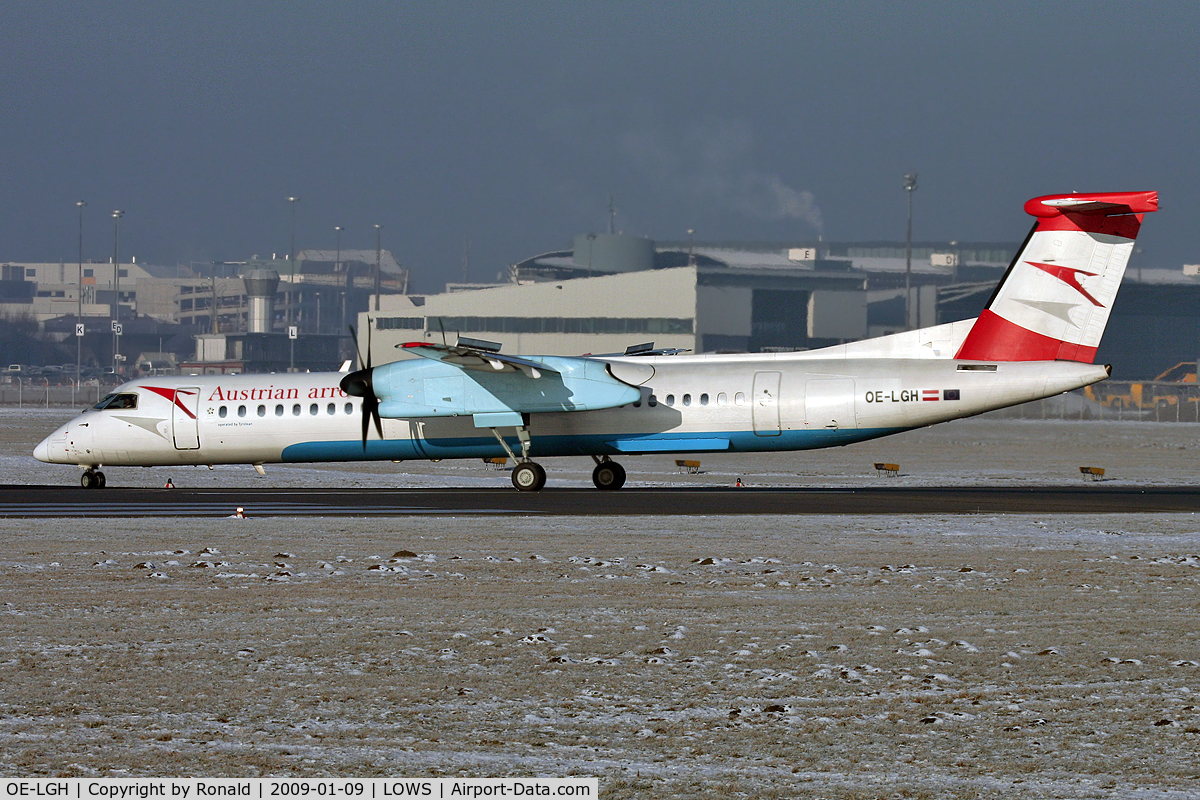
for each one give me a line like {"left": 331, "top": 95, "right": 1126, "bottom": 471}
{"left": 34, "top": 191, "right": 1157, "bottom": 491}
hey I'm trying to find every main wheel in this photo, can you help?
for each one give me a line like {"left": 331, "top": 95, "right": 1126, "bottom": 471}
{"left": 511, "top": 462, "right": 547, "bottom": 492}
{"left": 592, "top": 460, "right": 627, "bottom": 490}
{"left": 81, "top": 471, "right": 99, "bottom": 490}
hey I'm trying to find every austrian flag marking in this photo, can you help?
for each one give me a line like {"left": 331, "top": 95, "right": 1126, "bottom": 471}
{"left": 922, "top": 389, "right": 940, "bottom": 402}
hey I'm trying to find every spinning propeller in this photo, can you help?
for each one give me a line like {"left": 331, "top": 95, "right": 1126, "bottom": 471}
{"left": 340, "top": 322, "right": 384, "bottom": 449}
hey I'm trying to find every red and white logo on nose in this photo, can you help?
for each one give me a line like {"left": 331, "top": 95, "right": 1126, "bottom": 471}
{"left": 143, "top": 386, "right": 198, "bottom": 419}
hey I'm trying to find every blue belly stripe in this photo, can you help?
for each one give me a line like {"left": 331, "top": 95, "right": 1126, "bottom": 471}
{"left": 607, "top": 437, "right": 730, "bottom": 453}
{"left": 280, "top": 427, "right": 905, "bottom": 463}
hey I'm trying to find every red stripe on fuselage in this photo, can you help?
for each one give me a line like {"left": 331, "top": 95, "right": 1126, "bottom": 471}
{"left": 143, "top": 385, "right": 198, "bottom": 419}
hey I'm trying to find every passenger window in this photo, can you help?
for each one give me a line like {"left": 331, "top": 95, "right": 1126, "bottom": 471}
{"left": 734, "top": 392, "right": 746, "bottom": 406}
{"left": 327, "top": 403, "right": 336, "bottom": 415}
{"left": 665, "top": 394, "right": 675, "bottom": 406}
{"left": 275, "top": 404, "right": 284, "bottom": 417}
{"left": 219, "top": 406, "right": 228, "bottom": 418}
{"left": 700, "top": 393, "right": 709, "bottom": 406}
{"left": 345, "top": 402, "right": 353, "bottom": 415}
{"left": 682, "top": 394, "right": 692, "bottom": 406}
{"left": 293, "top": 404, "right": 302, "bottom": 416}
{"left": 310, "top": 403, "right": 319, "bottom": 415}
{"left": 237, "top": 405, "right": 246, "bottom": 418}
{"left": 717, "top": 392, "right": 728, "bottom": 406}
{"left": 648, "top": 395, "right": 658, "bottom": 408}
{"left": 257, "top": 405, "right": 266, "bottom": 417}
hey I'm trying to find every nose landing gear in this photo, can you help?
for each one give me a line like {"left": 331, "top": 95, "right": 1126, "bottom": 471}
{"left": 81, "top": 469, "right": 106, "bottom": 489}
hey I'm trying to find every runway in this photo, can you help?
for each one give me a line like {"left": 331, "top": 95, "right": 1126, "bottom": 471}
{"left": 2, "top": 484, "right": 1199, "bottom": 517}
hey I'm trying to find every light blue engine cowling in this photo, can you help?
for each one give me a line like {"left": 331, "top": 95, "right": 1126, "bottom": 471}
{"left": 372, "top": 356, "right": 642, "bottom": 419}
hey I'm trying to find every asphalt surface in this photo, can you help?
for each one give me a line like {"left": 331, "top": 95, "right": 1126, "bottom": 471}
{"left": 2, "top": 484, "right": 1198, "bottom": 517}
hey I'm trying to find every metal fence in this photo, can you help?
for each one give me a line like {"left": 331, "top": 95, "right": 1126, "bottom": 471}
{"left": 0, "top": 383, "right": 108, "bottom": 409}
{"left": 982, "top": 382, "right": 1200, "bottom": 422}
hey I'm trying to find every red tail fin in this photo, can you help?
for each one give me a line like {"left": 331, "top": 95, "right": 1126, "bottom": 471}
{"left": 955, "top": 191, "right": 1157, "bottom": 362}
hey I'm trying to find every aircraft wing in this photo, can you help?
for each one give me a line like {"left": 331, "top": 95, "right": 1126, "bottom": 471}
{"left": 398, "top": 340, "right": 560, "bottom": 379}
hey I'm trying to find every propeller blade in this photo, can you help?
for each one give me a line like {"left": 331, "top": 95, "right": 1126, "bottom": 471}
{"left": 361, "top": 395, "right": 373, "bottom": 448}
{"left": 343, "top": 322, "right": 382, "bottom": 451}
{"left": 365, "top": 316, "right": 373, "bottom": 370}
{"left": 370, "top": 401, "right": 383, "bottom": 440}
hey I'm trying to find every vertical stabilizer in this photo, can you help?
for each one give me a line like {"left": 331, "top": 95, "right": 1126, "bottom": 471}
{"left": 955, "top": 191, "right": 1158, "bottom": 362}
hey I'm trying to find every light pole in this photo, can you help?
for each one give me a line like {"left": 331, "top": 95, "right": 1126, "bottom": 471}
{"left": 75, "top": 200, "right": 86, "bottom": 383}
{"left": 111, "top": 209, "right": 124, "bottom": 378}
{"left": 373, "top": 224, "right": 383, "bottom": 313}
{"left": 75, "top": 201, "right": 85, "bottom": 390}
{"left": 687, "top": 228, "right": 696, "bottom": 266}
{"left": 287, "top": 196, "right": 299, "bottom": 327}
{"left": 903, "top": 172, "right": 918, "bottom": 329}
{"left": 335, "top": 225, "right": 345, "bottom": 333}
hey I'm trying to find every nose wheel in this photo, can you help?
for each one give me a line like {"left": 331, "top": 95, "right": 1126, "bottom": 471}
{"left": 81, "top": 469, "right": 106, "bottom": 489}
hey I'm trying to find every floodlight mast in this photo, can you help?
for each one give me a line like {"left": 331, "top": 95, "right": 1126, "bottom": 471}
{"left": 75, "top": 201, "right": 85, "bottom": 394}
{"left": 111, "top": 209, "right": 124, "bottom": 378}
{"left": 903, "top": 171, "right": 918, "bottom": 329}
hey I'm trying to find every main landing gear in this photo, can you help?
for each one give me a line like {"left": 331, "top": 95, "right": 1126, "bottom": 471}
{"left": 81, "top": 468, "right": 106, "bottom": 489}
{"left": 487, "top": 422, "right": 548, "bottom": 492}
{"left": 591, "top": 456, "right": 626, "bottom": 490}
{"left": 511, "top": 461, "right": 548, "bottom": 492}
{"left": 486, "top": 420, "right": 628, "bottom": 492}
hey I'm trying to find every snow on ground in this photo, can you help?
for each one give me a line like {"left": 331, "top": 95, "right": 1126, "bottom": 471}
{"left": 1, "top": 514, "right": 1199, "bottom": 797}
{"left": 3, "top": 410, "right": 1200, "bottom": 796}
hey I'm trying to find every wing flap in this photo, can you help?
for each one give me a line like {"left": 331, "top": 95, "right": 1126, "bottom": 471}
{"left": 399, "top": 341, "right": 559, "bottom": 378}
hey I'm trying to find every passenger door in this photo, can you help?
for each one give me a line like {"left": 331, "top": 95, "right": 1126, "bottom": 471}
{"left": 172, "top": 387, "right": 201, "bottom": 450}
{"left": 751, "top": 371, "right": 782, "bottom": 436}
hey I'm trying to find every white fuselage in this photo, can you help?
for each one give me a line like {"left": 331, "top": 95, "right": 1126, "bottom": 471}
{"left": 33, "top": 351, "right": 1108, "bottom": 470}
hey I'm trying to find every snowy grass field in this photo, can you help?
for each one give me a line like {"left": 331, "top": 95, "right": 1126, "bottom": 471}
{"left": 2, "top": 410, "right": 1199, "bottom": 797}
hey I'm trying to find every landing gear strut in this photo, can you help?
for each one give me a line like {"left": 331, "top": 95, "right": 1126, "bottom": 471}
{"left": 488, "top": 421, "right": 547, "bottom": 492}
{"left": 81, "top": 469, "right": 106, "bottom": 490}
{"left": 591, "top": 456, "right": 626, "bottom": 490}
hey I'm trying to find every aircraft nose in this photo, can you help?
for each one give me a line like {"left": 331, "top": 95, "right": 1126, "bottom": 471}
{"left": 33, "top": 438, "right": 51, "bottom": 463}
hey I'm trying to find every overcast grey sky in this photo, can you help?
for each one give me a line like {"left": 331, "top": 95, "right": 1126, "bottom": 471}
{"left": 3, "top": 2, "right": 1197, "bottom": 291}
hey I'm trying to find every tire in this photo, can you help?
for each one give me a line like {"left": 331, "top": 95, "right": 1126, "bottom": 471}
{"left": 512, "top": 462, "right": 547, "bottom": 492}
{"left": 81, "top": 471, "right": 98, "bottom": 490}
{"left": 592, "top": 461, "right": 627, "bottom": 490}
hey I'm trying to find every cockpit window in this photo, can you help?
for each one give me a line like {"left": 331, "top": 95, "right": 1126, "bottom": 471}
{"left": 93, "top": 393, "right": 139, "bottom": 411}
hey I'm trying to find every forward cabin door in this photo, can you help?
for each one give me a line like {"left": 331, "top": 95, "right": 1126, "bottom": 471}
{"left": 172, "top": 387, "right": 201, "bottom": 450}
{"left": 751, "top": 371, "right": 782, "bottom": 436}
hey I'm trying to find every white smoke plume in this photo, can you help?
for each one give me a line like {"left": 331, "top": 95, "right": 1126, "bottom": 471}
{"left": 619, "top": 119, "right": 824, "bottom": 235}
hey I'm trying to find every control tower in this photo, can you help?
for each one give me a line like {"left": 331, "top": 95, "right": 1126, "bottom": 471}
{"left": 242, "top": 269, "right": 280, "bottom": 333}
